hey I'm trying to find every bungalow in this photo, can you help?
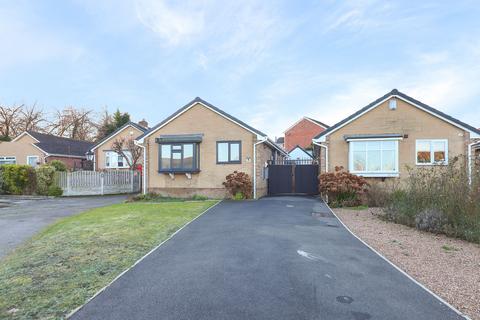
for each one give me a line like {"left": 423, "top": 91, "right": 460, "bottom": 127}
{"left": 283, "top": 116, "right": 329, "bottom": 151}
{"left": 0, "top": 131, "right": 93, "bottom": 170}
{"left": 135, "top": 97, "right": 287, "bottom": 199}
{"left": 312, "top": 89, "right": 480, "bottom": 183}
{"left": 89, "top": 121, "right": 148, "bottom": 171}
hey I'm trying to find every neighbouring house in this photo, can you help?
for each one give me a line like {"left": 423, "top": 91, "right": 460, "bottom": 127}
{"left": 0, "top": 131, "right": 93, "bottom": 170}
{"left": 275, "top": 137, "right": 284, "bottom": 149}
{"left": 312, "top": 89, "right": 480, "bottom": 183}
{"left": 135, "top": 97, "right": 287, "bottom": 199}
{"left": 89, "top": 121, "right": 148, "bottom": 171}
{"left": 288, "top": 145, "right": 314, "bottom": 160}
{"left": 284, "top": 116, "right": 329, "bottom": 152}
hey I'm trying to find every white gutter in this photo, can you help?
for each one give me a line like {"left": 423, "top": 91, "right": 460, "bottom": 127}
{"left": 134, "top": 140, "right": 147, "bottom": 194}
{"left": 468, "top": 141, "right": 477, "bottom": 185}
{"left": 253, "top": 137, "right": 268, "bottom": 199}
{"left": 312, "top": 141, "right": 328, "bottom": 172}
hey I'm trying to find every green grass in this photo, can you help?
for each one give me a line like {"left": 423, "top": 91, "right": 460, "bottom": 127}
{"left": 441, "top": 244, "right": 459, "bottom": 252}
{"left": 346, "top": 205, "right": 369, "bottom": 211}
{"left": 0, "top": 200, "right": 218, "bottom": 320}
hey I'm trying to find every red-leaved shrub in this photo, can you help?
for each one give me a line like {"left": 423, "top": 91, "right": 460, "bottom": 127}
{"left": 319, "top": 166, "right": 369, "bottom": 207}
{"left": 223, "top": 171, "right": 252, "bottom": 199}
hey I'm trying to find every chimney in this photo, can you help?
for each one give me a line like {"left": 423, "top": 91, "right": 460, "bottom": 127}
{"left": 138, "top": 119, "right": 148, "bottom": 128}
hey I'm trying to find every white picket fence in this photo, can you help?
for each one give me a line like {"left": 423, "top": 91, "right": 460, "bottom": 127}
{"left": 55, "top": 170, "right": 141, "bottom": 196}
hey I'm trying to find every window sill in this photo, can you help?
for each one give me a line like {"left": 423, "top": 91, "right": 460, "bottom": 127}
{"left": 158, "top": 169, "right": 200, "bottom": 174}
{"left": 216, "top": 161, "right": 242, "bottom": 165}
{"left": 416, "top": 163, "right": 448, "bottom": 166}
{"left": 352, "top": 172, "right": 400, "bottom": 178}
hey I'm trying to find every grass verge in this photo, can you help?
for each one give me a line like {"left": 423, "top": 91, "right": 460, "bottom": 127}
{"left": 0, "top": 200, "right": 218, "bottom": 319}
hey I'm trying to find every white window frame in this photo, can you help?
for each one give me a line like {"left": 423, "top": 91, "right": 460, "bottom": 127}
{"left": 104, "top": 151, "right": 132, "bottom": 169}
{"left": 27, "top": 155, "right": 40, "bottom": 167}
{"left": 348, "top": 138, "right": 400, "bottom": 177}
{"left": 0, "top": 156, "right": 16, "bottom": 165}
{"left": 415, "top": 139, "right": 448, "bottom": 166}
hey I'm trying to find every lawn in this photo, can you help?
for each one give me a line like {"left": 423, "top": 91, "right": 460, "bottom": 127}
{"left": 0, "top": 200, "right": 218, "bottom": 320}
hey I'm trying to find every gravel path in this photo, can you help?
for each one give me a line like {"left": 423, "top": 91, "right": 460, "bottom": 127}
{"left": 335, "top": 208, "right": 480, "bottom": 320}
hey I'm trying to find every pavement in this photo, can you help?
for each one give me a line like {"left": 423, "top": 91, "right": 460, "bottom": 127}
{"left": 71, "top": 196, "right": 465, "bottom": 320}
{"left": 0, "top": 195, "right": 128, "bottom": 258}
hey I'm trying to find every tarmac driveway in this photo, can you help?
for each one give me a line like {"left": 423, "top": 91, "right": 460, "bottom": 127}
{"left": 0, "top": 195, "right": 127, "bottom": 258}
{"left": 72, "top": 197, "right": 465, "bottom": 320}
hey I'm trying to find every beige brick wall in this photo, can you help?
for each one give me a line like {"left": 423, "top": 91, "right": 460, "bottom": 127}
{"left": 94, "top": 125, "right": 144, "bottom": 170}
{"left": 323, "top": 98, "right": 470, "bottom": 180}
{"left": 144, "top": 103, "right": 272, "bottom": 198}
{"left": 0, "top": 134, "right": 46, "bottom": 165}
{"left": 255, "top": 143, "right": 273, "bottom": 198}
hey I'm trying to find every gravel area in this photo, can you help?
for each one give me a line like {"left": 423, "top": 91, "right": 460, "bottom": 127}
{"left": 335, "top": 207, "right": 480, "bottom": 320}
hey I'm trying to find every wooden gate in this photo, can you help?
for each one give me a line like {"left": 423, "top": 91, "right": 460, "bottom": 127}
{"left": 267, "top": 159, "right": 319, "bottom": 196}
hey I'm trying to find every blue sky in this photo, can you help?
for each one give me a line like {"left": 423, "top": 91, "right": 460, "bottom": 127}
{"left": 0, "top": 0, "right": 479, "bottom": 137}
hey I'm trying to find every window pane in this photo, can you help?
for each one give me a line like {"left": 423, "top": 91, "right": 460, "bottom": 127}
{"left": 230, "top": 143, "right": 240, "bottom": 161}
{"left": 417, "top": 141, "right": 431, "bottom": 163}
{"left": 382, "top": 141, "right": 396, "bottom": 150}
{"left": 183, "top": 144, "right": 194, "bottom": 169}
{"left": 382, "top": 150, "right": 396, "bottom": 171}
{"left": 367, "top": 150, "right": 381, "bottom": 171}
{"left": 352, "top": 142, "right": 366, "bottom": 152}
{"left": 367, "top": 141, "right": 381, "bottom": 150}
{"left": 117, "top": 154, "right": 124, "bottom": 167}
{"left": 161, "top": 145, "right": 171, "bottom": 169}
{"left": 353, "top": 151, "right": 366, "bottom": 171}
{"left": 217, "top": 143, "right": 228, "bottom": 162}
{"left": 432, "top": 141, "right": 446, "bottom": 162}
{"left": 172, "top": 145, "right": 181, "bottom": 151}
{"left": 172, "top": 152, "right": 182, "bottom": 168}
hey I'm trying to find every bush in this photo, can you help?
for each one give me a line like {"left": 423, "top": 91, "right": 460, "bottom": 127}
{"left": 223, "top": 171, "right": 252, "bottom": 199}
{"left": 36, "top": 165, "right": 56, "bottom": 195}
{"left": 1, "top": 164, "right": 36, "bottom": 195}
{"left": 319, "top": 166, "right": 369, "bottom": 207}
{"left": 49, "top": 160, "right": 67, "bottom": 172}
{"left": 0, "top": 167, "right": 5, "bottom": 194}
{"left": 47, "top": 185, "right": 63, "bottom": 197}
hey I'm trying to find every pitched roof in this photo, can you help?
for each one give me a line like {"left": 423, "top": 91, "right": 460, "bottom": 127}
{"left": 304, "top": 117, "right": 329, "bottom": 129}
{"left": 288, "top": 145, "right": 314, "bottom": 159}
{"left": 276, "top": 137, "right": 284, "bottom": 144}
{"left": 26, "top": 131, "right": 93, "bottom": 157}
{"left": 136, "top": 97, "right": 267, "bottom": 141}
{"left": 314, "top": 89, "right": 480, "bottom": 140}
{"left": 90, "top": 122, "right": 148, "bottom": 152}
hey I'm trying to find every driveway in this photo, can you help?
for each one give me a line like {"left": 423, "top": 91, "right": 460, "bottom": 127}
{"left": 0, "top": 195, "right": 127, "bottom": 258}
{"left": 71, "top": 197, "right": 465, "bottom": 320}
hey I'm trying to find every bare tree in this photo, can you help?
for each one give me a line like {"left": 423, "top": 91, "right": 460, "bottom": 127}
{"left": 0, "top": 104, "right": 22, "bottom": 138}
{"left": 112, "top": 137, "right": 142, "bottom": 169}
{"left": 17, "top": 103, "right": 45, "bottom": 133}
{"left": 48, "top": 107, "right": 98, "bottom": 141}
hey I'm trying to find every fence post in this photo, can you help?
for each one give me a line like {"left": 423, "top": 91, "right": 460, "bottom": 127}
{"left": 66, "top": 172, "right": 71, "bottom": 196}
{"left": 100, "top": 172, "right": 104, "bottom": 195}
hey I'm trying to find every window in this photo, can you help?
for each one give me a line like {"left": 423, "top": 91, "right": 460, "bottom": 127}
{"left": 217, "top": 141, "right": 241, "bottom": 164}
{"left": 349, "top": 140, "right": 399, "bottom": 177}
{"left": 158, "top": 143, "right": 199, "bottom": 172}
{"left": 27, "top": 156, "right": 40, "bottom": 167}
{"left": 104, "top": 151, "right": 132, "bottom": 168}
{"left": 416, "top": 139, "right": 448, "bottom": 165}
{"left": 0, "top": 156, "right": 16, "bottom": 165}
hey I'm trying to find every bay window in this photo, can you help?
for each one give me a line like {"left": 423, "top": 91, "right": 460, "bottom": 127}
{"left": 159, "top": 143, "right": 199, "bottom": 172}
{"left": 349, "top": 140, "right": 399, "bottom": 177}
{"left": 416, "top": 139, "right": 448, "bottom": 165}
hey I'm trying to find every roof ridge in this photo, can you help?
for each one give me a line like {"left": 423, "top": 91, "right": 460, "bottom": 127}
{"left": 27, "top": 131, "right": 92, "bottom": 143}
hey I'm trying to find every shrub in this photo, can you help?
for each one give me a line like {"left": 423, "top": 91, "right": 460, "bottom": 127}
{"left": 319, "top": 166, "right": 368, "bottom": 207}
{"left": 47, "top": 185, "right": 63, "bottom": 197}
{"left": 49, "top": 160, "right": 67, "bottom": 172}
{"left": 415, "top": 208, "right": 447, "bottom": 233}
{"left": 1, "top": 164, "right": 36, "bottom": 195}
{"left": 223, "top": 171, "right": 252, "bottom": 199}
{"left": 0, "top": 167, "right": 5, "bottom": 194}
{"left": 36, "top": 165, "right": 57, "bottom": 195}
{"left": 191, "top": 194, "right": 208, "bottom": 201}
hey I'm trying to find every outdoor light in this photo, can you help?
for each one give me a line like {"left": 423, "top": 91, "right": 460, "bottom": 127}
{"left": 86, "top": 151, "right": 94, "bottom": 161}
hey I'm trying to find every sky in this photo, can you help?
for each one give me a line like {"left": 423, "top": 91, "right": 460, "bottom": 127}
{"left": 0, "top": 0, "right": 479, "bottom": 138}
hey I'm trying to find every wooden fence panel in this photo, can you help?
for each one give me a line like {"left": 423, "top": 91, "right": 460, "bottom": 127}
{"left": 54, "top": 170, "right": 141, "bottom": 196}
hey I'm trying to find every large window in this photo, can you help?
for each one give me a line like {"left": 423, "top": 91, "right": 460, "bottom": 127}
{"left": 217, "top": 141, "right": 241, "bottom": 164}
{"left": 27, "top": 156, "right": 40, "bottom": 168}
{"left": 349, "top": 140, "right": 399, "bottom": 177}
{"left": 105, "top": 151, "right": 132, "bottom": 168}
{"left": 0, "top": 156, "right": 16, "bottom": 165}
{"left": 159, "top": 143, "right": 199, "bottom": 172}
{"left": 416, "top": 139, "right": 448, "bottom": 165}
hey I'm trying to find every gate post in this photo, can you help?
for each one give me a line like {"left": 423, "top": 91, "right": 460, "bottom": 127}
{"left": 100, "top": 172, "right": 104, "bottom": 195}
{"left": 291, "top": 163, "right": 296, "bottom": 193}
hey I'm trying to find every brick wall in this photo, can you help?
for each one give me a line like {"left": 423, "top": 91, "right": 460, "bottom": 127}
{"left": 45, "top": 156, "right": 86, "bottom": 170}
{"left": 285, "top": 118, "right": 326, "bottom": 151}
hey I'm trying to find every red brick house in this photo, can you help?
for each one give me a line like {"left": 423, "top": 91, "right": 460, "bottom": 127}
{"left": 284, "top": 117, "right": 329, "bottom": 152}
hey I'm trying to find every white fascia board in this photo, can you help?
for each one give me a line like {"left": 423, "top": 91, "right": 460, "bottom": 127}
{"left": 345, "top": 137, "right": 403, "bottom": 142}
{"left": 91, "top": 123, "right": 140, "bottom": 152}
{"left": 313, "top": 94, "right": 480, "bottom": 140}
{"left": 140, "top": 101, "right": 266, "bottom": 142}
{"left": 11, "top": 131, "right": 40, "bottom": 143}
